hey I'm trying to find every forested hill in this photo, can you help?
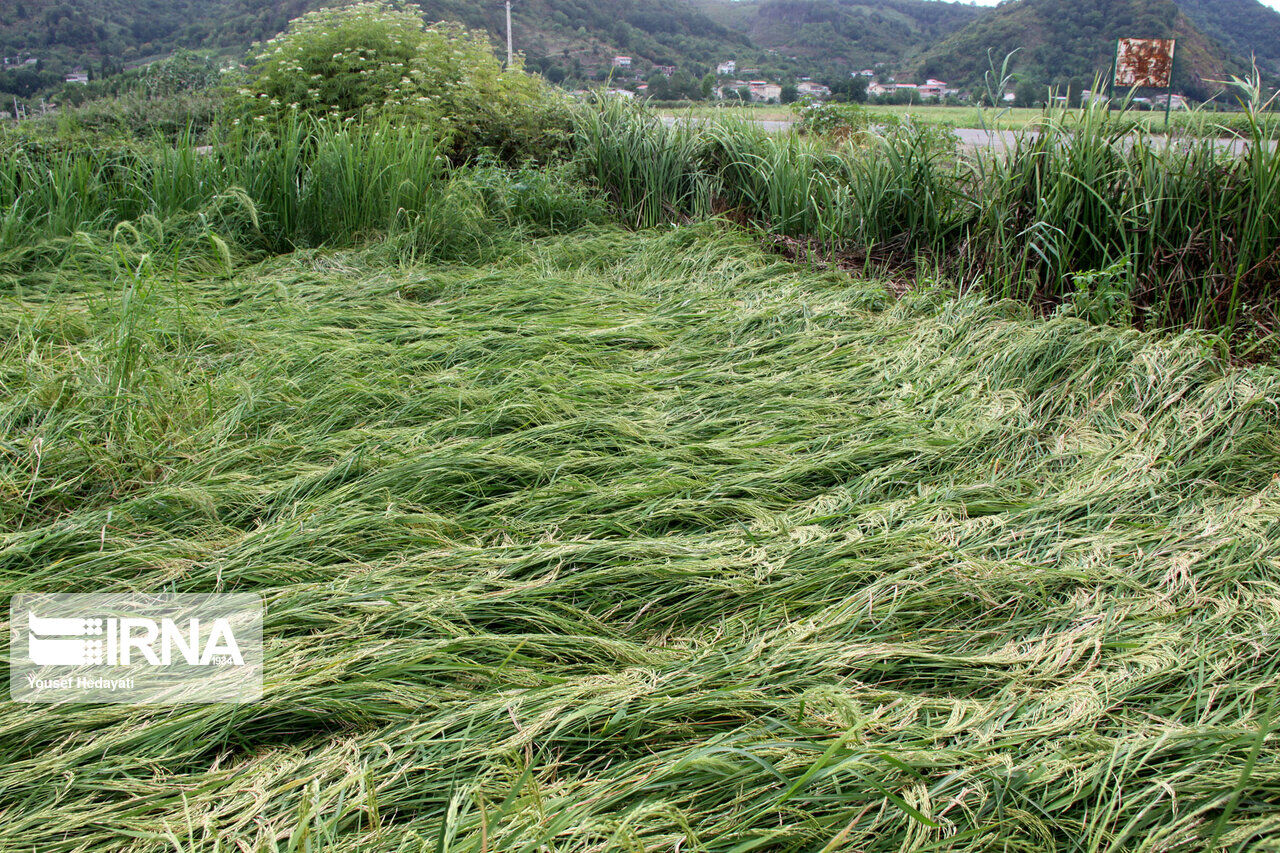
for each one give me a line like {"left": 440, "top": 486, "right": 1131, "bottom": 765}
{"left": 0, "top": 0, "right": 749, "bottom": 85}
{"left": 0, "top": 0, "right": 1275, "bottom": 100}
{"left": 1172, "top": 0, "right": 1280, "bottom": 77}
{"left": 690, "top": 0, "right": 985, "bottom": 72}
{"left": 911, "top": 0, "right": 1250, "bottom": 101}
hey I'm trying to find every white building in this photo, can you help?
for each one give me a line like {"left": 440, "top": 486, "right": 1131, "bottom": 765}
{"left": 918, "top": 79, "right": 948, "bottom": 100}
{"left": 612, "top": 56, "right": 631, "bottom": 69}
{"left": 716, "top": 60, "right": 736, "bottom": 76}
{"left": 64, "top": 70, "right": 88, "bottom": 85}
{"left": 796, "top": 81, "right": 831, "bottom": 99}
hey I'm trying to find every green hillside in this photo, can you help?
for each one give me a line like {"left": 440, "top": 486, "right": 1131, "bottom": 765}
{"left": 912, "top": 0, "right": 1246, "bottom": 100}
{"left": 0, "top": 0, "right": 749, "bottom": 90}
{"left": 1173, "top": 0, "right": 1280, "bottom": 76}
{"left": 693, "top": 0, "right": 984, "bottom": 72}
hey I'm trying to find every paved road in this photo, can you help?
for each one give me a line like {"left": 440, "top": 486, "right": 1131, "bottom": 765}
{"left": 661, "top": 116, "right": 1267, "bottom": 154}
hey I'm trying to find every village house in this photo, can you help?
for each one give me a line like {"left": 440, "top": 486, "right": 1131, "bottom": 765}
{"left": 1153, "top": 93, "right": 1190, "bottom": 111}
{"left": 747, "top": 80, "right": 782, "bottom": 102}
{"left": 918, "top": 79, "right": 948, "bottom": 99}
{"left": 655, "top": 65, "right": 676, "bottom": 77}
{"left": 64, "top": 70, "right": 89, "bottom": 85}
{"left": 716, "top": 60, "right": 736, "bottom": 75}
{"left": 611, "top": 56, "right": 631, "bottom": 69}
{"left": 796, "top": 81, "right": 831, "bottom": 99}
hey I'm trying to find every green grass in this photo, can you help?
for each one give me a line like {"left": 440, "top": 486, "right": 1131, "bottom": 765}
{"left": 583, "top": 94, "right": 1280, "bottom": 344}
{"left": 3, "top": 219, "right": 1280, "bottom": 850}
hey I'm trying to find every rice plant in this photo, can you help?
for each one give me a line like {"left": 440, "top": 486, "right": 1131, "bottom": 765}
{"left": 2, "top": 222, "right": 1278, "bottom": 851}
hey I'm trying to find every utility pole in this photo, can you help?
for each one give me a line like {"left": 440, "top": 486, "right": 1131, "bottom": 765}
{"left": 505, "top": 0, "right": 514, "bottom": 69}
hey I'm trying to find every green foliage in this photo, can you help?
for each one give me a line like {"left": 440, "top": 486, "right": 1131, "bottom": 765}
{"left": 575, "top": 92, "right": 1278, "bottom": 341}
{"left": 1059, "top": 260, "right": 1135, "bottom": 325}
{"left": 236, "top": 2, "right": 570, "bottom": 162}
{"left": 0, "top": 114, "right": 605, "bottom": 264}
{"left": 796, "top": 100, "right": 874, "bottom": 137}
{"left": 5, "top": 88, "right": 225, "bottom": 144}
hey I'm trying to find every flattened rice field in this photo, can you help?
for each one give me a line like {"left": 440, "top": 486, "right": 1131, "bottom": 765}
{"left": 3, "top": 223, "right": 1279, "bottom": 850}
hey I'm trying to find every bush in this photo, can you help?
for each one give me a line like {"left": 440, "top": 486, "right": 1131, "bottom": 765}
{"left": 795, "top": 100, "right": 873, "bottom": 138}
{"left": 237, "top": 1, "right": 571, "bottom": 162}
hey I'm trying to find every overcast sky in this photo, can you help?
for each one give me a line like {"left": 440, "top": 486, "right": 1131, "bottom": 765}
{"left": 959, "top": 0, "right": 1280, "bottom": 8}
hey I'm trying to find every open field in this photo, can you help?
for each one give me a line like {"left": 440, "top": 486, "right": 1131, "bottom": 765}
{"left": 5, "top": 217, "right": 1280, "bottom": 850}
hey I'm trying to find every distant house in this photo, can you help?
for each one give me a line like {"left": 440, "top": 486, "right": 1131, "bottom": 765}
{"left": 655, "top": 65, "right": 676, "bottom": 77}
{"left": 612, "top": 56, "right": 632, "bottom": 69}
{"left": 1153, "top": 94, "right": 1189, "bottom": 111}
{"left": 716, "top": 60, "right": 736, "bottom": 75}
{"left": 23, "top": 57, "right": 38, "bottom": 66}
{"left": 605, "top": 87, "right": 635, "bottom": 99}
{"left": 747, "top": 81, "right": 782, "bottom": 102}
{"left": 65, "top": 70, "right": 89, "bottom": 85}
{"left": 918, "top": 79, "right": 948, "bottom": 100}
{"left": 857, "top": 69, "right": 875, "bottom": 78}
{"left": 796, "top": 81, "right": 831, "bottom": 99}
{"left": 868, "top": 82, "right": 891, "bottom": 97}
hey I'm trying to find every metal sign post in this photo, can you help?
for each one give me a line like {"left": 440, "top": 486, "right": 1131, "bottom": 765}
{"left": 1114, "top": 38, "right": 1177, "bottom": 128}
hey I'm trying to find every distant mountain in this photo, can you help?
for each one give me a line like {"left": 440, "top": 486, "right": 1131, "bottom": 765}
{"left": 691, "top": 0, "right": 984, "bottom": 72}
{"left": 1173, "top": 0, "right": 1280, "bottom": 77}
{"left": 912, "top": 0, "right": 1251, "bottom": 100}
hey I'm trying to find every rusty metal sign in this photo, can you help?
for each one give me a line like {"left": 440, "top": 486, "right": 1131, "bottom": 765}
{"left": 1114, "top": 38, "right": 1176, "bottom": 88}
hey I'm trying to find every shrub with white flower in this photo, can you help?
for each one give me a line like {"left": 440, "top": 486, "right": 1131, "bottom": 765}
{"left": 237, "top": 1, "right": 570, "bottom": 162}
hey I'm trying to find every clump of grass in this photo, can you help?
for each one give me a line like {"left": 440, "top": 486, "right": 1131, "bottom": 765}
{"left": 0, "top": 116, "right": 606, "bottom": 265}
{"left": 2, "top": 221, "right": 1279, "bottom": 850}
{"left": 573, "top": 78, "right": 1280, "bottom": 345}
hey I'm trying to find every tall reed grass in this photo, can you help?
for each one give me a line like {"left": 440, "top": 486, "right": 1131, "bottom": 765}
{"left": 0, "top": 116, "right": 604, "bottom": 265}
{"left": 573, "top": 83, "right": 1280, "bottom": 343}
{"left": 3, "top": 85, "right": 1278, "bottom": 343}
